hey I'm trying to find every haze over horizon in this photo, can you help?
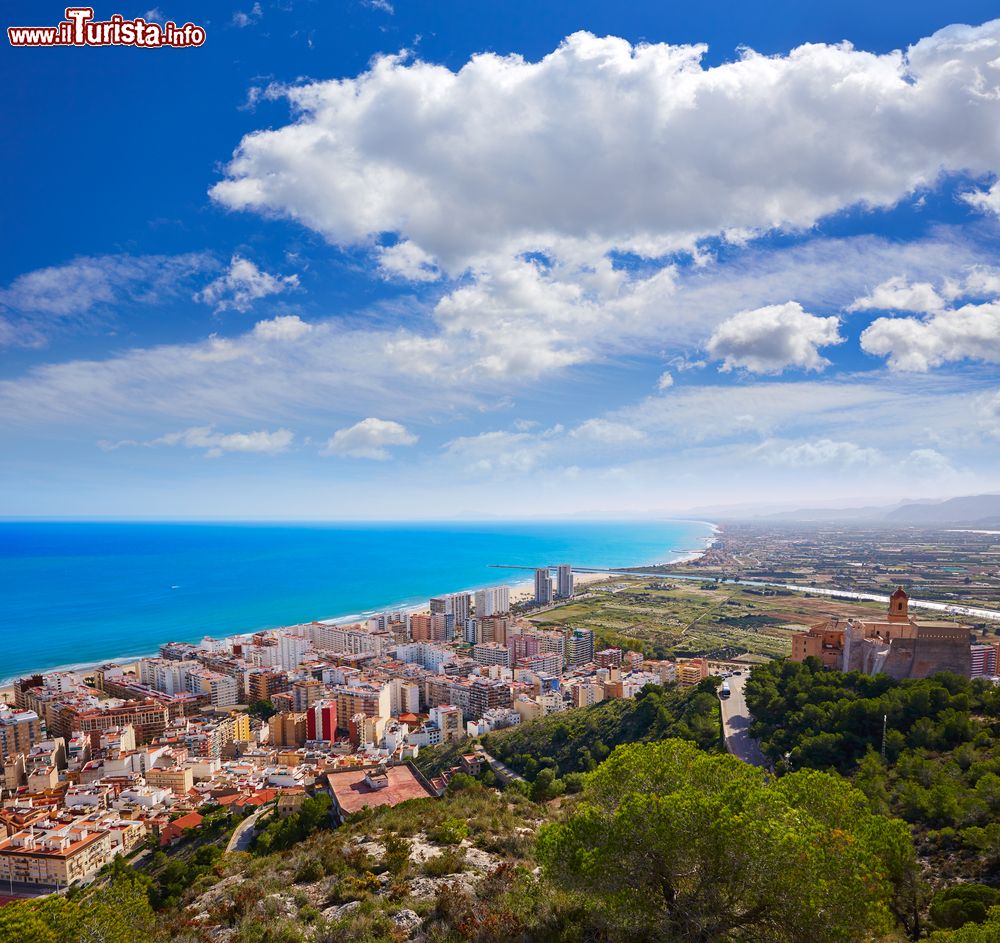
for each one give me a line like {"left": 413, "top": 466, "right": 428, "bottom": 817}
{"left": 4, "top": 1, "right": 1000, "bottom": 518}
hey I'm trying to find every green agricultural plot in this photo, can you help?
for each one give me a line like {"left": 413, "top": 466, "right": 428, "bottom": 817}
{"left": 531, "top": 579, "right": 822, "bottom": 660}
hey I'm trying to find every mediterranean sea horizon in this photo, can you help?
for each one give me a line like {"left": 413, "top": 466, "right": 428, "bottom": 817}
{"left": 0, "top": 518, "right": 716, "bottom": 684}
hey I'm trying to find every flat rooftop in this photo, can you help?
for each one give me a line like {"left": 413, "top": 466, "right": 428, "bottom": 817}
{"left": 326, "top": 765, "right": 435, "bottom": 815}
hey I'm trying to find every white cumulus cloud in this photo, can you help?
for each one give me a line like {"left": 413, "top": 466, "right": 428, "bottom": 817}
{"left": 706, "top": 302, "right": 843, "bottom": 374}
{"left": 378, "top": 241, "right": 440, "bottom": 282}
{"left": 847, "top": 275, "right": 944, "bottom": 313}
{"left": 195, "top": 255, "right": 299, "bottom": 313}
{"left": 253, "top": 315, "right": 313, "bottom": 341}
{"left": 962, "top": 180, "right": 1000, "bottom": 216}
{"left": 212, "top": 23, "right": 1000, "bottom": 272}
{"left": 860, "top": 300, "right": 1000, "bottom": 370}
{"left": 322, "top": 418, "right": 417, "bottom": 460}
{"left": 442, "top": 430, "right": 551, "bottom": 475}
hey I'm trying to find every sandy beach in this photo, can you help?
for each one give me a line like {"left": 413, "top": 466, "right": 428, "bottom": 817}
{"left": 3, "top": 534, "right": 718, "bottom": 689}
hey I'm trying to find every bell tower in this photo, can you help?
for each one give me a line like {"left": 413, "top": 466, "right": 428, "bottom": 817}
{"left": 888, "top": 586, "right": 909, "bottom": 623}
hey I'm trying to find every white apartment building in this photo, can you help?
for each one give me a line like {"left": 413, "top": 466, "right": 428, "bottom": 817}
{"left": 472, "top": 642, "right": 512, "bottom": 668}
{"left": 185, "top": 669, "right": 238, "bottom": 707}
{"left": 139, "top": 658, "right": 198, "bottom": 696}
{"left": 394, "top": 641, "right": 455, "bottom": 673}
{"left": 390, "top": 677, "right": 422, "bottom": 715}
{"left": 534, "top": 568, "right": 554, "bottom": 605}
{"left": 278, "top": 633, "right": 310, "bottom": 670}
{"left": 474, "top": 585, "right": 511, "bottom": 617}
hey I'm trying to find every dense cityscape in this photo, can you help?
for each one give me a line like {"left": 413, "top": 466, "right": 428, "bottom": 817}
{"left": 0, "top": 563, "right": 714, "bottom": 893}
{"left": 2, "top": 538, "right": 998, "bottom": 906}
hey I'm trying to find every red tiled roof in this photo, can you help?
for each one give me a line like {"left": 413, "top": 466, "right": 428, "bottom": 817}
{"left": 170, "top": 811, "right": 204, "bottom": 829}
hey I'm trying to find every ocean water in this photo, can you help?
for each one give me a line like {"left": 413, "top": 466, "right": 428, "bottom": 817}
{"left": 0, "top": 519, "right": 714, "bottom": 682}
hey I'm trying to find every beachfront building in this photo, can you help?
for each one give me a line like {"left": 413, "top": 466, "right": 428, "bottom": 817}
{"left": 534, "top": 568, "right": 554, "bottom": 605}
{"left": 474, "top": 586, "right": 511, "bottom": 617}
{"left": 556, "top": 564, "right": 574, "bottom": 599}
{"left": 429, "top": 593, "right": 472, "bottom": 641}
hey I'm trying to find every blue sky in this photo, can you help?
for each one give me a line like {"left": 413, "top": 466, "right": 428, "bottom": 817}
{"left": 3, "top": 0, "right": 1000, "bottom": 519}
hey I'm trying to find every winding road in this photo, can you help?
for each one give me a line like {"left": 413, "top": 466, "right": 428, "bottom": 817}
{"left": 226, "top": 804, "right": 273, "bottom": 853}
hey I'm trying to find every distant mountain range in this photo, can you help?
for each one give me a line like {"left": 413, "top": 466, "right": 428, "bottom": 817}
{"left": 753, "top": 494, "right": 1000, "bottom": 526}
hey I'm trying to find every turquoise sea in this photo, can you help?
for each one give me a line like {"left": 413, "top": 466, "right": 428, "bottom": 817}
{"left": 0, "top": 520, "right": 715, "bottom": 682}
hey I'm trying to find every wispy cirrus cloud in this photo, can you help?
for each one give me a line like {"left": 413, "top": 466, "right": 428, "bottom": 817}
{"left": 101, "top": 425, "right": 294, "bottom": 458}
{"left": 0, "top": 252, "right": 214, "bottom": 347}
{"left": 232, "top": 2, "right": 262, "bottom": 28}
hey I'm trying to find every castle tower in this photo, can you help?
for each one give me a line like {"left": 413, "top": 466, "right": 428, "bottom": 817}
{"left": 888, "top": 586, "right": 910, "bottom": 623}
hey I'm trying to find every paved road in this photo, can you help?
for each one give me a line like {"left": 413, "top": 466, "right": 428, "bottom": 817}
{"left": 0, "top": 879, "right": 61, "bottom": 899}
{"left": 720, "top": 673, "right": 771, "bottom": 770}
{"left": 475, "top": 746, "right": 526, "bottom": 784}
{"left": 226, "top": 804, "right": 272, "bottom": 853}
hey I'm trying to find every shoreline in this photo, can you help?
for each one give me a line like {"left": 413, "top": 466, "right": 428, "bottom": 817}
{"left": 1, "top": 526, "right": 719, "bottom": 695}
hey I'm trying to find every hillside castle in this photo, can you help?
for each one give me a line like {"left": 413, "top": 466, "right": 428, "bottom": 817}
{"left": 791, "top": 588, "right": 971, "bottom": 680}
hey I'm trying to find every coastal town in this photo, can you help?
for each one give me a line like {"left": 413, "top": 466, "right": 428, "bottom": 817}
{"left": 0, "top": 564, "right": 712, "bottom": 896}
{"left": 2, "top": 545, "right": 999, "bottom": 901}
